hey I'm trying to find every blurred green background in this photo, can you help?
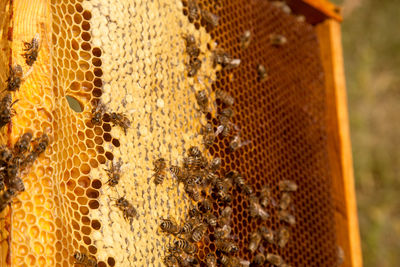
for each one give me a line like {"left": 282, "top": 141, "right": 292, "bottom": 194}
{"left": 332, "top": 0, "right": 400, "bottom": 266}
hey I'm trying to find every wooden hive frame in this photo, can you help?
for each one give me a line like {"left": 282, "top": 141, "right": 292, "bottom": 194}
{"left": 0, "top": 0, "right": 362, "bottom": 266}
{"left": 287, "top": 1, "right": 362, "bottom": 266}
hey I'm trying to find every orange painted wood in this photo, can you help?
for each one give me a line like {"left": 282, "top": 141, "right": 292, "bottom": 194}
{"left": 287, "top": 0, "right": 342, "bottom": 24}
{"left": 316, "top": 19, "right": 362, "bottom": 267}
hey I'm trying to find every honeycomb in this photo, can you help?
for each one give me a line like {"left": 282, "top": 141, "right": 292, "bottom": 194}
{"left": 0, "top": 0, "right": 340, "bottom": 266}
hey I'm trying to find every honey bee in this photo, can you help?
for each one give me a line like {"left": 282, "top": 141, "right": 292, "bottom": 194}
{"left": 0, "top": 145, "right": 12, "bottom": 165}
{"left": 226, "top": 58, "right": 241, "bottom": 69}
{"left": 215, "top": 89, "right": 235, "bottom": 107}
{"left": 191, "top": 222, "right": 207, "bottom": 242}
{"left": 188, "top": 57, "right": 202, "bottom": 77}
{"left": 249, "top": 196, "right": 269, "bottom": 220}
{"left": 183, "top": 34, "right": 201, "bottom": 58}
{"left": 239, "top": 258, "right": 251, "bottom": 267}
{"left": 206, "top": 253, "right": 217, "bottom": 267}
{"left": 202, "top": 171, "right": 217, "bottom": 187}
{"left": 337, "top": 245, "right": 344, "bottom": 265}
{"left": 8, "top": 176, "right": 25, "bottom": 192}
{"left": 110, "top": 112, "right": 131, "bottom": 135}
{"left": 215, "top": 224, "right": 231, "bottom": 240}
{"left": 91, "top": 103, "right": 105, "bottom": 126}
{"left": 218, "top": 206, "right": 232, "bottom": 226}
{"left": 215, "top": 121, "right": 232, "bottom": 138}
{"left": 114, "top": 196, "right": 137, "bottom": 223}
{"left": 212, "top": 49, "right": 231, "bottom": 68}
{"left": 5, "top": 164, "right": 17, "bottom": 187}
{"left": 19, "top": 151, "right": 38, "bottom": 170}
{"left": 180, "top": 218, "right": 196, "bottom": 235}
{"left": 160, "top": 218, "right": 180, "bottom": 235}
{"left": 188, "top": 0, "right": 200, "bottom": 20}
{"left": 188, "top": 146, "right": 201, "bottom": 158}
{"left": 278, "top": 210, "right": 296, "bottom": 226}
{"left": 73, "top": 251, "right": 97, "bottom": 267}
{"left": 32, "top": 133, "right": 50, "bottom": 156}
{"left": 259, "top": 186, "right": 271, "bottom": 207}
{"left": 216, "top": 239, "right": 238, "bottom": 254}
{"left": 183, "top": 33, "right": 196, "bottom": 47}
{"left": 232, "top": 173, "right": 253, "bottom": 195}
{"left": 188, "top": 206, "right": 202, "bottom": 221}
{"left": 214, "top": 177, "right": 228, "bottom": 192}
{"left": 201, "top": 124, "right": 216, "bottom": 147}
{"left": 153, "top": 158, "right": 167, "bottom": 173}
{"left": 153, "top": 158, "right": 167, "bottom": 185}
{"left": 198, "top": 198, "right": 211, "bottom": 213}
{"left": 253, "top": 253, "right": 265, "bottom": 265}
{"left": 217, "top": 189, "right": 232, "bottom": 203}
{"left": 212, "top": 50, "right": 240, "bottom": 70}
{"left": 266, "top": 253, "right": 283, "bottom": 266}
{"left": 277, "top": 227, "right": 290, "bottom": 248}
{"left": 0, "top": 174, "right": 4, "bottom": 191}
{"left": 279, "top": 192, "right": 291, "bottom": 210}
{"left": 169, "top": 165, "right": 187, "bottom": 183}
{"left": 203, "top": 132, "right": 216, "bottom": 147}
{"left": 248, "top": 231, "right": 262, "bottom": 253}
{"left": 0, "top": 94, "right": 18, "bottom": 129}
{"left": 218, "top": 108, "right": 234, "bottom": 126}
{"left": 195, "top": 90, "right": 209, "bottom": 113}
{"left": 14, "top": 132, "right": 33, "bottom": 155}
{"left": 180, "top": 255, "right": 200, "bottom": 267}
{"left": 173, "top": 239, "right": 197, "bottom": 254}
{"left": 183, "top": 156, "right": 203, "bottom": 171}
{"left": 201, "top": 10, "right": 219, "bottom": 27}
{"left": 229, "top": 135, "right": 250, "bottom": 152}
{"left": 184, "top": 184, "right": 200, "bottom": 201}
{"left": 257, "top": 64, "right": 268, "bottom": 81}
{"left": 271, "top": 1, "right": 292, "bottom": 14}
{"left": 154, "top": 172, "right": 166, "bottom": 186}
{"left": 208, "top": 157, "right": 221, "bottom": 172}
{"left": 220, "top": 254, "right": 230, "bottom": 266}
{"left": 259, "top": 226, "right": 274, "bottom": 243}
{"left": 0, "top": 188, "right": 15, "bottom": 212}
{"left": 201, "top": 123, "right": 213, "bottom": 136}
{"left": 22, "top": 34, "right": 40, "bottom": 66}
{"left": 279, "top": 180, "right": 298, "bottom": 192}
{"left": 269, "top": 33, "right": 287, "bottom": 46}
{"left": 6, "top": 64, "right": 23, "bottom": 92}
{"left": 204, "top": 212, "right": 217, "bottom": 227}
{"left": 105, "top": 160, "right": 122, "bottom": 187}
{"left": 296, "top": 15, "right": 306, "bottom": 22}
{"left": 240, "top": 30, "right": 251, "bottom": 49}
{"left": 228, "top": 256, "right": 243, "bottom": 267}
{"left": 163, "top": 253, "right": 179, "bottom": 267}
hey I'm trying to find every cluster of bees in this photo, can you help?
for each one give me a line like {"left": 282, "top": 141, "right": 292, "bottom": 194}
{"left": 242, "top": 180, "right": 298, "bottom": 266}
{"left": 0, "top": 132, "right": 49, "bottom": 212}
{"left": 184, "top": 1, "right": 289, "bottom": 83}
{"left": 156, "top": 143, "right": 299, "bottom": 266}
{"left": 1, "top": 35, "right": 40, "bottom": 130}
{"left": 196, "top": 86, "right": 248, "bottom": 153}
{"left": 0, "top": 35, "right": 50, "bottom": 214}
{"left": 166, "top": 1, "right": 304, "bottom": 266}
{"left": 72, "top": 102, "right": 133, "bottom": 266}
{"left": 90, "top": 102, "right": 131, "bottom": 135}
{"left": 187, "top": 0, "right": 220, "bottom": 27}
{"left": 104, "top": 159, "right": 138, "bottom": 227}
{"left": 157, "top": 146, "right": 248, "bottom": 266}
